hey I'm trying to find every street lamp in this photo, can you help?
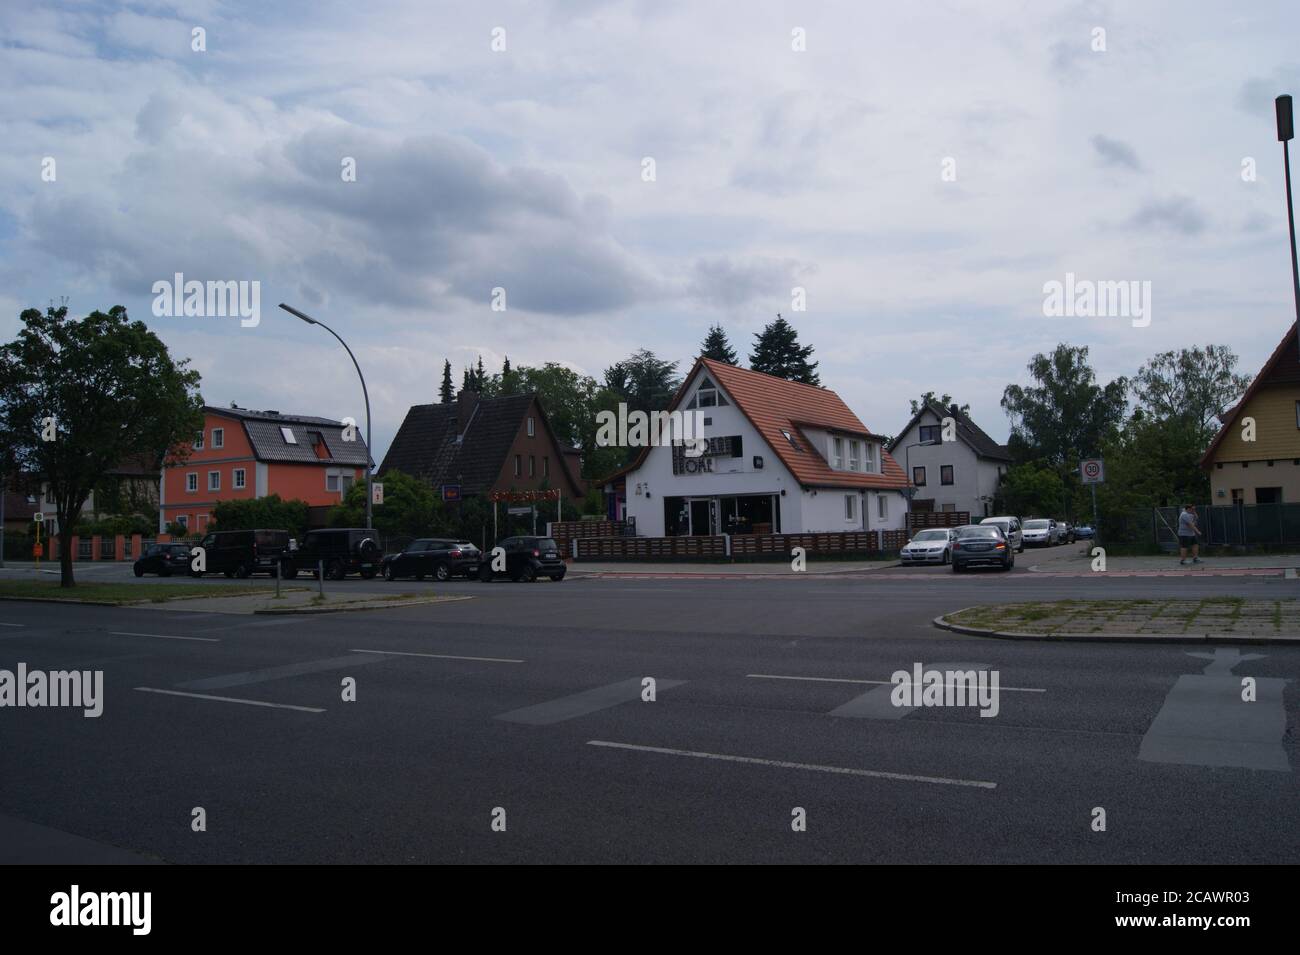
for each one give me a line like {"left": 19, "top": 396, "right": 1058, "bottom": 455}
{"left": 278, "top": 303, "right": 373, "bottom": 531}
{"left": 1276, "top": 94, "right": 1300, "bottom": 351}
{"left": 902, "top": 439, "right": 940, "bottom": 533}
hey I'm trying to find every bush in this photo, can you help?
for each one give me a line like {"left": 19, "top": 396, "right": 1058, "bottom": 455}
{"left": 211, "top": 495, "right": 310, "bottom": 538}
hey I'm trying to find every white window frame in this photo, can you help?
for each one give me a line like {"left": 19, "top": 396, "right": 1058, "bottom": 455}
{"left": 844, "top": 494, "right": 856, "bottom": 521}
{"left": 832, "top": 437, "right": 844, "bottom": 470}
{"left": 877, "top": 495, "right": 888, "bottom": 520}
{"left": 848, "top": 440, "right": 861, "bottom": 472}
{"left": 193, "top": 431, "right": 204, "bottom": 450}
{"left": 864, "top": 443, "right": 877, "bottom": 472}
{"left": 280, "top": 426, "right": 297, "bottom": 444}
{"left": 326, "top": 474, "right": 340, "bottom": 492}
{"left": 212, "top": 428, "right": 224, "bottom": 449}
{"left": 208, "top": 471, "right": 220, "bottom": 492}
{"left": 186, "top": 472, "right": 198, "bottom": 493}
{"left": 527, "top": 416, "right": 536, "bottom": 437}
{"left": 233, "top": 468, "right": 246, "bottom": 489}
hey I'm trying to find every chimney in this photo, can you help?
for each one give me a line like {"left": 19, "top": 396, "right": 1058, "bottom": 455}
{"left": 457, "top": 390, "right": 479, "bottom": 435}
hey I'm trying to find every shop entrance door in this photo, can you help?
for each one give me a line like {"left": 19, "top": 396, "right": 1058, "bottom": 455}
{"left": 688, "top": 499, "right": 715, "bottom": 536}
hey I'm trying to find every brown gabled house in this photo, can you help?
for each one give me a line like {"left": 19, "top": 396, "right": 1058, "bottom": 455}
{"left": 379, "top": 391, "right": 585, "bottom": 500}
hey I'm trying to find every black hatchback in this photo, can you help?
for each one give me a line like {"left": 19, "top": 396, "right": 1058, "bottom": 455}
{"left": 134, "top": 543, "right": 193, "bottom": 577}
{"left": 477, "top": 536, "right": 566, "bottom": 582}
{"left": 382, "top": 539, "right": 480, "bottom": 581}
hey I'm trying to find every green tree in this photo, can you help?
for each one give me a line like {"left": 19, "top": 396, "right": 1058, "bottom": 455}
{"left": 516, "top": 363, "right": 600, "bottom": 450}
{"left": 331, "top": 469, "right": 437, "bottom": 538}
{"left": 1131, "top": 345, "right": 1251, "bottom": 440}
{"left": 749, "top": 314, "right": 820, "bottom": 385}
{"left": 994, "top": 462, "right": 1066, "bottom": 518}
{"left": 0, "top": 305, "right": 204, "bottom": 586}
{"left": 910, "top": 392, "right": 970, "bottom": 416}
{"left": 700, "top": 323, "right": 739, "bottom": 364}
{"left": 603, "top": 349, "right": 681, "bottom": 413}
{"left": 439, "top": 360, "right": 454, "bottom": 403}
{"left": 211, "top": 494, "right": 311, "bottom": 539}
{"left": 500, "top": 356, "right": 520, "bottom": 395}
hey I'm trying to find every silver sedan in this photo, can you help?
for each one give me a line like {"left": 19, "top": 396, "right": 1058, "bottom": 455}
{"left": 900, "top": 528, "right": 956, "bottom": 565}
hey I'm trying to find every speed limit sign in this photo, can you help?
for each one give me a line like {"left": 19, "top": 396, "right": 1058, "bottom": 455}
{"left": 1080, "top": 459, "right": 1105, "bottom": 485}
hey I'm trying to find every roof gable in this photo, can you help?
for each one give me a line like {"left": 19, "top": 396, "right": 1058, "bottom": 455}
{"left": 1201, "top": 322, "right": 1300, "bottom": 466}
{"left": 889, "top": 400, "right": 1011, "bottom": 462}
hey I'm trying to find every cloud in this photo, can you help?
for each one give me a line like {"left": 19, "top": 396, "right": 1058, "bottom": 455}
{"left": 1127, "top": 196, "right": 1207, "bottom": 235}
{"left": 1090, "top": 134, "right": 1141, "bottom": 171}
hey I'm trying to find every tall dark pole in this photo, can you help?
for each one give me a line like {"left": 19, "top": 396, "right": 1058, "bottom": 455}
{"left": 278, "top": 304, "right": 372, "bottom": 531}
{"left": 1277, "top": 95, "right": 1300, "bottom": 347}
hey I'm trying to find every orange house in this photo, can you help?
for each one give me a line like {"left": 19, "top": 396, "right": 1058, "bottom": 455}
{"left": 160, "top": 405, "right": 369, "bottom": 534}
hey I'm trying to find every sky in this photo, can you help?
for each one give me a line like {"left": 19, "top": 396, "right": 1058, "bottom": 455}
{"left": 2, "top": 0, "right": 1299, "bottom": 463}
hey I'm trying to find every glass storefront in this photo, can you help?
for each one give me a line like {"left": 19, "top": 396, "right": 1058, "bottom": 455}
{"left": 664, "top": 493, "right": 779, "bottom": 536}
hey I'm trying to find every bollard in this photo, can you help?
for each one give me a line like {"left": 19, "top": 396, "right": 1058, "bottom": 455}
{"left": 318, "top": 560, "right": 325, "bottom": 598}
{"left": 275, "top": 561, "right": 281, "bottom": 598}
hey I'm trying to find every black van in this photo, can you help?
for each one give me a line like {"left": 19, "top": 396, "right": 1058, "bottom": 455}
{"left": 284, "top": 528, "right": 382, "bottom": 580}
{"left": 197, "top": 529, "right": 292, "bottom": 578}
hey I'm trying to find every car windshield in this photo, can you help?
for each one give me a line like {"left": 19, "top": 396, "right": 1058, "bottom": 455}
{"left": 913, "top": 530, "right": 947, "bottom": 541}
{"left": 958, "top": 527, "right": 1001, "bottom": 539}
{"left": 1024, "top": 520, "right": 1049, "bottom": 529}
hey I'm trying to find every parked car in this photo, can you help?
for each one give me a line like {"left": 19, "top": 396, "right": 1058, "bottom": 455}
{"left": 952, "top": 524, "right": 1015, "bottom": 572}
{"left": 284, "top": 528, "right": 382, "bottom": 580}
{"left": 133, "top": 542, "right": 193, "bottom": 577}
{"left": 382, "top": 539, "right": 481, "bottom": 581}
{"left": 195, "top": 528, "right": 291, "bottom": 578}
{"left": 1021, "top": 519, "right": 1060, "bottom": 547}
{"left": 1074, "top": 524, "right": 1096, "bottom": 540}
{"left": 900, "top": 528, "right": 956, "bottom": 565}
{"left": 979, "top": 515, "right": 1024, "bottom": 552}
{"left": 1059, "top": 522, "right": 1077, "bottom": 544}
{"left": 478, "top": 536, "right": 566, "bottom": 582}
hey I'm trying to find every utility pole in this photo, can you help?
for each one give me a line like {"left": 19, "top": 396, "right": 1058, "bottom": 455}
{"left": 1277, "top": 94, "right": 1300, "bottom": 349}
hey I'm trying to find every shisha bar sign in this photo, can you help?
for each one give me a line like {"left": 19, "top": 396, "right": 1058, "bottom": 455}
{"left": 488, "top": 489, "right": 560, "bottom": 503}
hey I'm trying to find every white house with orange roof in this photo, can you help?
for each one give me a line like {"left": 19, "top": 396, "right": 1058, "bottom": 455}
{"left": 613, "top": 358, "right": 910, "bottom": 536}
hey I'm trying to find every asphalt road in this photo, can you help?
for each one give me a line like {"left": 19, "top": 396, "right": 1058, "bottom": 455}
{"left": 1, "top": 564, "right": 1298, "bottom": 864}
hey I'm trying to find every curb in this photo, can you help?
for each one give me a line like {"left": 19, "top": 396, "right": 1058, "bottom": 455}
{"left": 252, "top": 595, "right": 475, "bottom": 615}
{"left": 933, "top": 612, "right": 1300, "bottom": 646}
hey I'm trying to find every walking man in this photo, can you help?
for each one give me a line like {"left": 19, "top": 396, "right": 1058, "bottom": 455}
{"left": 1177, "top": 504, "right": 1202, "bottom": 566}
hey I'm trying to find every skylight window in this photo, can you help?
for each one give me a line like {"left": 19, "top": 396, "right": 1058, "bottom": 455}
{"left": 280, "top": 426, "right": 297, "bottom": 444}
{"left": 780, "top": 429, "right": 802, "bottom": 452}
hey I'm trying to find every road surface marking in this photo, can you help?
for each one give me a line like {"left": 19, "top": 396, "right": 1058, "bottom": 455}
{"left": 0, "top": 622, "right": 25, "bottom": 627}
{"left": 350, "top": 648, "right": 524, "bottom": 664}
{"left": 133, "top": 687, "right": 324, "bottom": 713}
{"left": 828, "top": 661, "right": 989, "bottom": 720}
{"left": 109, "top": 631, "right": 220, "bottom": 643}
{"left": 587, "top": 740, "right": 997, "bottom": 789}
{"left": 747, "top": 673, "right": 1045, "bottom": 692}
{"left": 1138, "top": 648, "right": 1290, "bottom": 772}
{"left": 176, "top": 653, "right": 385, "bottom": 690}
{"left": 496, "top": 678, "right": 686, "bottom": 725}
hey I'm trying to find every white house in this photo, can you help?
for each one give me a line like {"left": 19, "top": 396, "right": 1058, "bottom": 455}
{"left": 888, "top": 400, "right": 1011, "bottom": 519}
{"left": 611, "top": 358, "right": 909, "bottom": 536}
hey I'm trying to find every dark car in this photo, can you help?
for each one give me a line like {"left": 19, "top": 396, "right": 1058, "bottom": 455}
{"left": 382, "top": 539, "right": 480, "bottom": 581}
{"left": 284, "top": 528, "right": 382, "bottom": 580}
{"left": 133, "top": 542, "right": 193, "bottom": 577}
{"left": 478, "top": 536, "right": 566, "bottom": 582}
{"left": 951, "top": 524, "right": 1014, "bottom": 573}
{"left": 1074, "top": 524, "right": 1096, "bottom": 540}
{"left": 195, "top": 529, "right": 291, "bottom": 578}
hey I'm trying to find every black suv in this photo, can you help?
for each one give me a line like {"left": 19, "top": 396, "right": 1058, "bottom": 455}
{"left": 133, "top": 542, "right": 193, "bottom": 577}
{"left": 382, "top": 539, "right": 480, "bottom": 581}
{"left": 478, "top": 536, "right": 566, "bottom": 582}
{"left": 285, "top": 527, "right": 382, "bottom": 580}
{"left": 196, "top": 529, "right": 291, "bottom": 578}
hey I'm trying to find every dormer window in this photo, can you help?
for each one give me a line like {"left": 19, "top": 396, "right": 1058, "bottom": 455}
{"left": 687, "top": 376, "right": 728, "bottom": 410}
{"left": 848, "top": 440, "right": 861, "bottom": 472}
{"left": 832, "top": 437, "right": 844, "bottom": 469}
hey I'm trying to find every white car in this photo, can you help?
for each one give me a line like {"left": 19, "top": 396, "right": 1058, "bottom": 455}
{"left": 900, "top": 528, "right": 956, "bottom": 565}
{"left": 1021, "top": 518, "right": 1059, "bottom": 546}
{"left": 979, "top": 516, "right": 1024, "bottom": 553}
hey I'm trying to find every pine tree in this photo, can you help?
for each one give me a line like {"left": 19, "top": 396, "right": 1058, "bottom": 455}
{"left": 500, "top": 356, "right": 518, "bottom": 395}
{"left": 475, "top": 355, "right": 487, "bottom": 392}
{"left": 748, "top": 314, "right": 820, "bottom": 385}
{"left": 439, "top": 360, "right": 454, "bottom": 403}
{"left": 700, "top": 324, "right": 738, "bottom": 364}
{"left": 461, "top": 366, "right": 472, "bottom": 394}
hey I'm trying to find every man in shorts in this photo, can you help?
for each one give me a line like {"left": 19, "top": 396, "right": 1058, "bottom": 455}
{"left": 1177, "top": 504, "right": 1202, "bottom": 565}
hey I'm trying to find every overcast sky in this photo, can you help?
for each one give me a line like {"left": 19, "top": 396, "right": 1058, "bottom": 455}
{"left": 3, "top": 0, "right": 1299, "bottom": 460}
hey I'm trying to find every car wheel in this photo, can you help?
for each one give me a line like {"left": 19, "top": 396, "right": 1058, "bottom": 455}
{"left": 520, "top": 565, "right": 538, "bottom": 583}
{"left": 133, "top": 565, "right": 145, "bottom": 578}
{"left": 478, "top": 563, "right": 494, "bottom": 582}
{"left": 235, "top": 562, "right": 251, "bottom": 579}
{"left": 328, "top": 560, "right": 346, "bottom": 580}
{"left": 549, "top": 573, "right": 565, "bottom": 582}
{"left": 942, "top": 549, "right": 950, "bottom": 565}
{"left": 360, "top": 568, "right": 376, "bottom": 580}
{"left": 434, "top": 562, "right": 451, "bottom": 582}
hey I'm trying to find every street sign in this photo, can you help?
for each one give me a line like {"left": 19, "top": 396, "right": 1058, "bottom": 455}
{"left": 33, "top": 512, "right": 44, "bottom": 523}
{"left": 507, "top": 506, "right": 531, "bottom": 516}
{"left": 372, "top": 482, "right": 384, "bottom": 505}
{"left": 442, "top": 484, "right": 461, "bottom": 503}
{"left": 1080, "top": 459, "right": 1105, "bottom": 485}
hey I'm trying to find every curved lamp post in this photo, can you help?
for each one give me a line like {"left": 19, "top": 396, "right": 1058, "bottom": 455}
{"left": 279, "top": 303, "right": 372, "bottom": 531}
{"left": 903, "top": 438, "right": 940, "bottom": 533}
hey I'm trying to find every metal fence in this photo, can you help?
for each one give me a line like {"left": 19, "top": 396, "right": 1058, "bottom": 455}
{"left": 1153, "top": 503, "right": 1300, "bottom": 549}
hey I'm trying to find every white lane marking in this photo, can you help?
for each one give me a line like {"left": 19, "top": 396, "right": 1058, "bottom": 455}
{"left": 110, "top": 631, "right": 220, "bottom": 643}
{"left": 587, "top": 740, "right": 997, "bottom": 790}
{"left": 0, "top": 622, "right": 25, "bottom": 628}
{"left": 349, "top": 648, "right": 524, "bottom": 664}
{"left": 133, "top": 687, "right": 324, "bottom": 713}
{"left": 747, "top": 673, "right": 1046, "bottom": 693}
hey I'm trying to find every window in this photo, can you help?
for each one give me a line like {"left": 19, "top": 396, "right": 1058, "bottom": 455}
{"left": 326, "top": 474, "right": 339, "bottom": 492}
{"left": 1295, "top": 400, "right": 1300, "bottom": 428}
{"left": 193, "top": 431, "right": 204, "bottom": 450}
{"left": 186, "top": 473, "right": 198, "bottom": 493}
{"left": 877, "top": 495, "right": 889, "bottom": 519}
{"left": 780, "top": 429, "right": 802, "bottom": 451}
{"left": 208, "top": 471, "right": 220, "bottom": 491}
{"left": 845, "top": 494, "right": 857, "bottom": 521}
{"left": 941, "top": 465, "right": 954, "bottom": 485}
{"left": 212, "top": 428, "right": 224, "bottom": 449}
{"left": 514, "top": 455, "right": 522, "bottom": 477}
{"left": 833, "top": 437, "right": 844, "bottom": 469}
{"left": 233, "top": 468, "right": 246, "bottom": 489}
{"left": 529, "top": 455, "right": 536, "bottom": 477}
{"left": 913, "top": 466, "right": 927, "bottom": 486}
{"left": 177, "top": 515, "right": 188, "bottom": 529}
{"left": 919, "top": 425, "right": 941, "bottom": 444}
{"left": 527, "top": 416, "right": 535, "bottom": 437}
{"left": 848, "top": 440, "right": 861, "bottom": 472}
{"left": 864, "top": 443, "right": 877, "bottom": 472}
{"left": 280, "top": 426, "right": 297, "bottom": 444}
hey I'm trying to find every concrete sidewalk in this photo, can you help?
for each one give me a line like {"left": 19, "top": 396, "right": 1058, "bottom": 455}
{"left": 569, "top": 559, "right": 898, "bottom": 577}
{"left": 133, "top": 589, "right": 472, "bottom": 615}
{"left": 1025, "top": 545, "right": 1300, "bottom": 575}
